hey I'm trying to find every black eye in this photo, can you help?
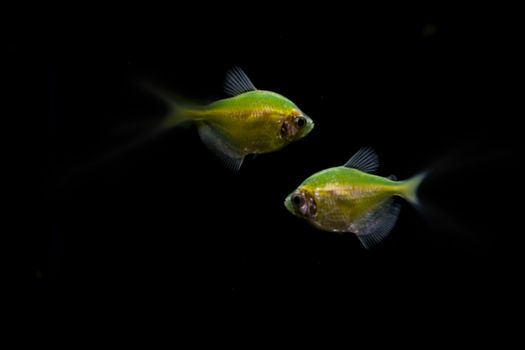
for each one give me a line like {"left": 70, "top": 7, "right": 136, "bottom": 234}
{"left": 292, "top": 194, "right": 303, "bottom": 206}
{"left": 296, "top": 116, "right": 306, "bottom": 128}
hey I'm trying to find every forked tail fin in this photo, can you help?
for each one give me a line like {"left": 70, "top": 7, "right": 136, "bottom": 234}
{"left": 401, "top": 172, "right": 427, "bottom": 207}
{"left": 139, "top": 82, "right": 196, "bottom": 129}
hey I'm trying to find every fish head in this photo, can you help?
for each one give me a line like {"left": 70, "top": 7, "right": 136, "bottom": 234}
{"left": 280, "top": 111, "right": 314, "bottom": 143}
{"left": 285, "top": 187, "right": 317, "bottom": 220}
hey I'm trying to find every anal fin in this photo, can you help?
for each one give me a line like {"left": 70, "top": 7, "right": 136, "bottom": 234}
{"left": 351, "top": 198, "right": 401, "bottom": 249}
{"left": 197, "top": 123, "right": 245, "bottom": 172}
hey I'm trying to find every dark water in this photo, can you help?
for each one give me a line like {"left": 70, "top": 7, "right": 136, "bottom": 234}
{"left": 38, "top": 11, "right": 522, "bottom": 331}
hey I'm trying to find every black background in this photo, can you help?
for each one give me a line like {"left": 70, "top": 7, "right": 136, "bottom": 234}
{"left": 35, "top": 7, "right": 523, "bottom": 333}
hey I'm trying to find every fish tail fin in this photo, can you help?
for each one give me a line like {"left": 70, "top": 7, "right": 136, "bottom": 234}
{"left": 59, "top": 83, "right": 198, "bottom": 183}
{"left": 400, "top": 171, "right": 428, "bottom": 207}
{"left": 139, "top": 82, "right": 197, "bottom": 129}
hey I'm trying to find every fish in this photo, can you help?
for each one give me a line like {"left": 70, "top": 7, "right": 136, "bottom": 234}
{"left": 284, "top": 147, "right": 427, "bottom": 248}
{"left": 145, "top": 67, "right": 314, "bottom": 171}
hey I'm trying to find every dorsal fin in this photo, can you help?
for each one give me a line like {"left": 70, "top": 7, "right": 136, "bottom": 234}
{"left": 224, "top": 67, "right": 256, "bottom": 96}
{"left": 343, "top": 147, "right": 379, "bottom": 173}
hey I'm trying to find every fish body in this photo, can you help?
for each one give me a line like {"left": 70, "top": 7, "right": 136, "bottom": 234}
{"left": 180, "top": 90, "right": 310, "bottom": 155}
{"left": 285, "top": 147, "right": 425, "bottom": 248}
{"left": 151, "top": 67, "right": 314, "bottom": 170}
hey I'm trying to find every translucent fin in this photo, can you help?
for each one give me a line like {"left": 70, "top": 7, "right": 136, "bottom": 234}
{"left": 401, "top": 172, "right": 427, "bottom": 207}
{"left": 139, "top": 81, "right": 178, "bottom": 107}
{"left": 61, "top": 127, "right": 167, "bottom": 182}
{"left": 197, "top": 123, "right": 245, "bottom": 171}
{"left": 387, "top": 175, "right": 397, "bottom": 181}
{"left": 344, "top": 147, "right": 379, "bottom": 173}
{"left": 351, "top": 198, "right": 401, "bottom": 249}
{"left": 138, "top": 81, "right": 193, "bottom": 129}
{"left": 224, "top": 67, "right": 256, "bottom": 96}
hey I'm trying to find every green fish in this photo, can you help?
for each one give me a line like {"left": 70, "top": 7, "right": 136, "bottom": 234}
{"left": 148, "top": 67, "right": 314, "bottom": 171}
{"left": 284, "top": 147, "right": 427, "bottom": 248}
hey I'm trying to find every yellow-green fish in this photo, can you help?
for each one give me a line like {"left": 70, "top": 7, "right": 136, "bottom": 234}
{"left": 284, "top": 147, "right": 427, "bottom": 248}
{"left": 147, "top": 67, "right": 314, "bottom": 171}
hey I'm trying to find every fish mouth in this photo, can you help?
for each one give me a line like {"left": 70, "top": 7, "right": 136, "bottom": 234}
{"left": 305, "top": 121, "right": 314, "bottom": 136}
{"left": 303, "top": 117, "right": 315, "bottom": 137}
{"left": 284, "top": 195, "right": 294, "bottom": 214}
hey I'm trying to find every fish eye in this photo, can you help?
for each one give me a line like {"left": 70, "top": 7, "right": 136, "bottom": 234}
{"left": 296, "top": 116, "right": 306, "bottom": 128}
{"left": 292, "top": 193, "right": 303, "bottom": 206}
